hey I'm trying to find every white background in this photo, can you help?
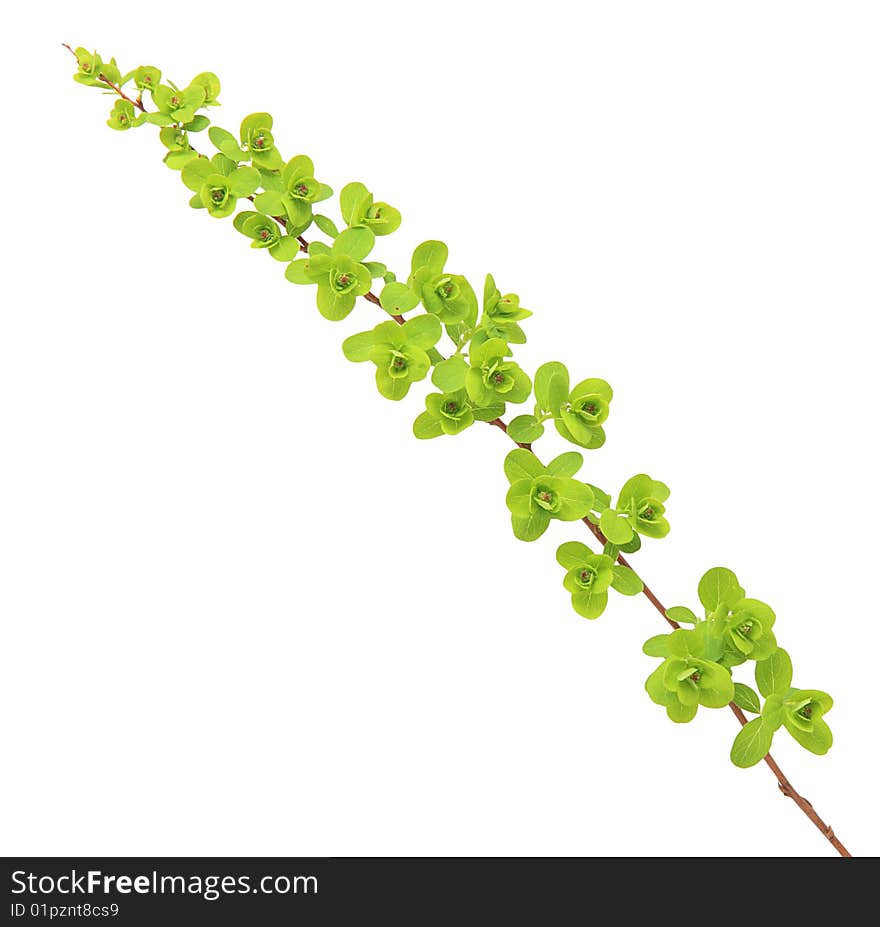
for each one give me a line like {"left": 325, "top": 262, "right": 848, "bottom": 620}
{"left": 2, "top": 1, "right": 878, "bottom": 857}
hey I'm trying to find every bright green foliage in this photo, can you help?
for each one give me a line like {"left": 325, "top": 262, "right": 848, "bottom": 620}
{"left": 506, "top": 415, "right": 545, "bottom": 443}
{"left": 477, "top": 273, "right": 532, "bottom": 345}
{"left": 251, "top": 154, "right": 332, "bottom": 235}
{"left": 724, "top": 599, "right": 777, "bottom": 663}
{"left": 340, "top": 182, "right": 401, "bottom": 236}
{"left": 615, "top": 474, "right": 670, "bottom": 540}
{"left": 233, "top": 212, "right": 300, "bottom": 261}
{"left": 408, "top": 241, "right": 478, "bottom": 325}
{"left": 342, "top": 315, "right": 442, "bottom": 400}
{"left": 181, "top": 155, "right": 260, "bottom": 218}
{"left": 556, "top": 541, "right": 618, "bottom": 619}
{"left": 465, "top": 339, "right": 531, "bottom": 408}
{"left": 380, "top": 281, "right": 421, "bottom": 316}
{"left": 286, "top": 229, "right": 376, "bottom": 320}
{"left": 733, "top": 682, "right": 761, "bottom": 713}
{"left": 107, "top": 100, "right": 144, "bottom": 131}
{"left": 131, "top": 66, "right": 161, "bottom": 91}
{"left": 780, "top": 689, "right": 833, "bottom": 755}
{"left": 532, "top": 361, "right": 613, "bottom": 450}
{"left": 191, "top": 72, "right": 221, "bottom": 106}
{"left": 240, "top": 112, "right": 283, "bottom": 169}
{"left": 560, "top": 385, "right": 611, "bottom": 450}
{"left": 644, "top": 628, "right": 735, "bottom": 722}
{"left": 642, "top": 566, "right": 832, "bottom": 765}
{"left": 413, "top": 370, "right": 504, "bottom": 437}
{"left": 412, "top": 389, "right": 503, "bottom": 438}
{"left": 755, "top": 647, "right": 792, "bottom": 696}
{"left": 148, "top": 83, "right": 207, "bottom": 126}
{"left": 431, "top": 355, "right": 468, "bottom": 392}
{"left": 730, "top": 687, "right": 833, "bottom": 767}
{"left": 72, "top": 48, "right": 107, "bottom": 86}
{"left": 70, "top": 47, "right": 839, "bottom": 786}
{"left": 159, "top": 127, "right": 197, "bottom": 170}
{"left": 534, "top": 362, "right": 570, "bottom": 418}
{"left": 730, "top": 718, "right": 774, "bottom": 768}
{"left": 504, "top": 449, "right": 593, "bottom": 541}
{"left": 413, "top": 390, "right": 474, "bottom": 438}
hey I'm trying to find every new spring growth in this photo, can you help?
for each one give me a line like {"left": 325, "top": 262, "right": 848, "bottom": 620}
{"left": 67, "top": 46, "right": 837, "bottom": 803}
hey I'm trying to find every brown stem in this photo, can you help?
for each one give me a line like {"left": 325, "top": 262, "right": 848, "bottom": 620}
{"left": 582, "top": 517, "right": 679, "bottom": 630}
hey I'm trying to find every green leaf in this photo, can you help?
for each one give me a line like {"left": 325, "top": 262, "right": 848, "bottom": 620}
{"left": 254, "top": 190, "right": 286, "bottom": 216}
{"left": 534, "top": 361, "right": 570, "bottom": 414}
{"left": 665, "top": 606, "right": 698, "bottom": 625}
{"left": 733, "top": 682, "right": 761, "bottom": 714}
{"left": 208, "top": 126, "right": 241, "bottom": 157}
{"left": 180, "top": 157, "right": 213, "bottom": 192}
{"left": 411, "top": 240, "right": 448, "bottom": 275}
{"left": 240, "top": 111, "right": 273, "bottom": 143}
{"left": 228, "top": 166, "right": 261, "bottom": 197}
{"left": 554, "top": 479, "right": 594, "bottom": 520}
{"left": 505, "top": 480, "right": 533, "bottom": 518}
{"left": 761, "top": 693, "right": 785, "bottom": 729}
{"left": 401, "top": 314, "right": 442, "bottom": 350}
{"left": 182, "top": 115, "right": 209, "bottom": 133}
{"left": 269, "top": 237, "right": 299, "bottom": 261}
{"left": 618, "top": 533, "right": 642, "bottom": 554}
{"left": 600, "top": 510, "right": 634, "bottom": 545}
{"left": 571, "top": 589, "right": 608, "bottom": 620}
{"left": 413, "top": 411, "right": 444, "bottom": 440}
{"left": 586, "top": 484, "right": 612, "bottom": 511}
{"left": 190, "top": 71, "right": 220, "bottom": 104}
{"left": 556, "top": 541, "right": 593, "bottom": 569}
{"left": 503, "top": 449, "right": 545, "bottom": 484}
{"left": 730, "top": 718, "right": 774, "bottom": 768}
{"left": 342, "top": 330, "right": 375, "bottom": 362}
{"left": 546, "top": 452, "right": 583, "bottom": 478}
{"left": 755, "top": 648, "right": 793, "bottom": 698}
{"left": 472, "top": 402, "right": 505, "bottom": 422}
{"left": 313, "top": 214, "right": 339, "bottom": 238}
{"left": 698, "top": 567, "right": 744, "bottom": 613}
{"left": 375, "top": 365, "right": 412, "bottom": 400}
{"left": 284, "top": 260, "right": 312, "bottom": 284}
{"left": 507, "top": 415, "right": 544, "bottom": 443}
{"left": 163, "top": 149, "right": 197, "bottom": 170}
{"left": 431, "top": 355, "right": 468, "bottom": 392}
{"left": 783, "top": 716, "right": 833, "bottom": 755}
{"left": 611, "top": 565, "right": 643, "bottom": 596}
{"left": 511, "top": 509, "right": 551, "bottom": 542}
{"left": 340, "top": 181, "right": 370, "bottom": 225}
{"left": 643, "top": 635, "right": 672, "bottom": 657}
{"left": 667, "top": 628, "right": 704, "bottom": 659}
{"left": 316, "top": 284, "right": 357, "bottom": 321}
{"left": 697, "top": 662, "right": 735, "bottom": 708}
{"left": 379, "top": 282, "right": 420, "bottom": 315}
{"left": 666, "top": 700, "right": 698, "bottom": 723}
{"left": 332, "top": 227, "right": 375, "bottom": 261}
